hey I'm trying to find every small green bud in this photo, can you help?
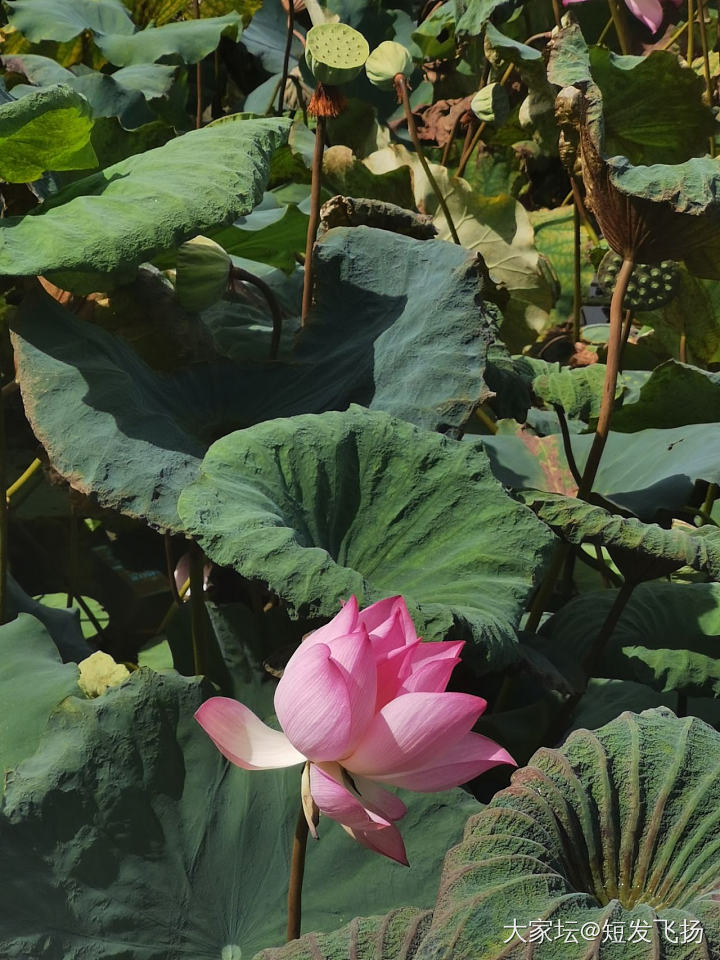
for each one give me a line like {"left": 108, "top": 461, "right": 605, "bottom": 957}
{"left": 175, "top": 235, "right": 231, "bottom": 312}
{"left": 305, "top": 22, "right": 369, "bottom": 87}
{"left": 470, "top": 82, "right": 509, "bottom": 125}
{"left": 365, "top": 40, "right": 413, "bottom": 90}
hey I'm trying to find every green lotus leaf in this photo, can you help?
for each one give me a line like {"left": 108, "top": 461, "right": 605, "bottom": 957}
{"left": 455, "top": 0, "right": 525, "bottom": 38}
{"left": 528, "top": 206, "right": 596, "bottom": 327}
{"left": 483, "top": 423, "right": 720, "bottom": 519}
{"left": 0, "top": 84, "right": 97, "bottom": 181}
{"left": 411, "top": 3, "right": 456, "bottom": 60}
{"left": 0, "top": 116, "right": 289, "bottom": 292}
{"left": 322, "top": 147, "right": 416, "bottom": 211}
{"left": 6, "top": 0, "right": 135, "bottom": 43}
{"left": 548, "top": 23, "right": 720, "bottom": 274}
{"left": 365, "top": 40, "right": 413, "bottom": 90}
{"left": 96, "top": 13, "right": 243, "bottom": 67}
{"left": 305, "top": 23, "right": 369, "bottom": 86}
{"left": 0, "top": 640, "right": 476, "bottom": 958}
{"left": 254, "top": 909, "right": 432, "bottom": 960}
{"left": 177, "top": 406, "right": 554, "bottom": 667}
{"left": 612, "top": 360, "right": 720, "bottom": 431}
{"left": 539, "top": 582, "right": 720, "bottom": 697}
{"left": 470, "top": 82, "right": 509, "bottom": 125}
{"left": 415, "top": 708, "right": 720, "bottom": 959}
{"left": 12, "top": 228, "right": 500, "bottom": 528}
{"left": 364, "top": 144, "right": 557, "bottom": 351}
{"left": 3, "top": 56, "right": 178, "bottom": 130}
{"left": 209, "top": 196, "right": 310, "bottom": 274}
{"left": 634, "top": 267, "right": 720, "bottom": 368}
{"left": 0, "top": 615, "right": 79, "bottom": 790}
{"left": 520, "top": 491, "right": 720, "bottom": 581}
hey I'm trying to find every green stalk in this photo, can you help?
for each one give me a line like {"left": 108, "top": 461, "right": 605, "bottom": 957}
{"left": 189, "top": 543, "right": 208, "bottom": 676}
{"left": 578, "top": 257, "right": 634, "bottom": 500}
{"left": 687, "top": 0, "right": 695, "bottom": 64}
{"left": 572, "top": 197, "right": 582, "bottom": 343}
{"left": 301, "top": 112, "right": 326, "bottom": 326}
{"left": 396, "top": 74, "right": 460, "bottom": 244}
{"left": 696, "top": 0, "right": 716, "bottom": 156}
{"left": 286, "top": 805, "right": 309, "bottom": 941}
{"left": 581, "top": 580, "right": 636, "bottom": 676}
{"left": 193, "top": 0, "right": 203, "bottom": 129}
{"left": 278, "top": 0, "right": 295, "bottom": 114}
{"left": 608, "top": 0, "right": 632, "bottom": 54}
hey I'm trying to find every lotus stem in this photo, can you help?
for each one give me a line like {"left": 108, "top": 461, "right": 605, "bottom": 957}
{"left": 659, "top": 19, "right": 689, "bottom": 51}
{"left": 165, "top": 533, "right": 181, "bottom": 606}
{"left": 525, "top": 541, "right": 572, "bottom": 634}
{"left": 5, "top": 457, "right": 42, "bottom": 503}
{"left": 578, "top": 257, "right": 634, "bottom": 500}
{"left": 395, "top": 74, "right": 461, "bottom": 245}
{"left": 582, "top": 579, "right": 636, "bottom": 676}
{"left": 702, "top": 483, "right": 718, "bottom": 521}
{"left": 278, "top": 0, "right": 295, "bottom": 114}
{"left": 189, "top": 542, "right": 208, "bottom": 676}
{"left": 232, "top": 267, "right": 284, "bottom": 360}
{"left": 688, "top": 0, "right": 695, "bottom": 63}
{"left": 607, "top": 0, "right": 632, "bottom": 54}
{"left": 301, "top": 111, "right": 326, "bottom": 326}
{"left": 552, "top": 404, "right": 582, "bottom": 486}
{"left": 193, "top": 0, "right": 203, "bottom": 128}
{"left": 696, "top": 0, "right": 715, "bottom": 156}
{"left": 0, "top": 374, "right": 6, "bottom": 624}
{"left": 619, "top": 308, "right": 633, "bottom": 370}
{"left": 551, "top": 0, "right": 562, "bottom": 27}
{"left": 456, "top": 61, "right": 513, "bottom": 179}
{"left": 572, "top": 197, "right": 582, "bottom": 342}
{"left": 597, "top": 15, "right": 614, "bottom": 44}
{"left": 286, "top": 803, "right": 309, "bottom": 941}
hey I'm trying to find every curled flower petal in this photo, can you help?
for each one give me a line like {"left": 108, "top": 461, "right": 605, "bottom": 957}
{"left": 399, "top": 641, "right": 464, "bottom": 696}
{"left": 302, "top": 595, "right": 359, "bottom": 649}
{"left": 345, "top": 691, "right": 487, "bottom": 777}
{"left": 277, "top": 625, "right": 377, "bottom": 758}
{"left": 344, "top": 822, "right": 409, "bottom": 866}
{"left": 358, "top": 596, "right": 418, "bottom": 654}
{"left": 624, "top": 0, "right": 664, "bottom": 31}
{"left": 194, "top": 697, "right": 305, "bottom": 770}
{"left": 352, "top": 775, "right": 407, "bottom": 822}
{"left": 369, "top": 732, "right": 516, "bottom": 792}
{"left": 309, "top": 763, "right": 390, "bottom": 831}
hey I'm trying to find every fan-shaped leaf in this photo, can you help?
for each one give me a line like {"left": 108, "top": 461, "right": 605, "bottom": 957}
{"left": 96, "top": 13, "right": 242, "bottom": 67}
{"left": 0, "top": 642, "right": 476, "bottom": 958}
{"left": 6, "top": 0, "right": 135, "bottom": 43}
{"left": 415, "top": 708, "right": 720, "bottom": 959}
{"left": 177, "top": 407, "right": 554, "bottom": 667}
{"left": 0, "top": 116, "right": 288, "bottom": 291}
{"left": 540, "top": 582, "right": 720, "bottom": 697}
{"left": 0, "top": 84, "right": 97, "bottom": 181}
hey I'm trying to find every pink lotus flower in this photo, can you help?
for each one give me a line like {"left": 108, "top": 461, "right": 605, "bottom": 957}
{"left": 195, "top": 596, "right": 514, "bottom": 865}
{"left": 563, "top": 0, "right": 682, "bottom": 33}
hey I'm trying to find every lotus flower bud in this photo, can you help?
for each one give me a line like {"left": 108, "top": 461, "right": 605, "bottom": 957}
{"left": 305, "top": 22, "right": 369, "bottom": 87}
{"left": 175, "top": 235, "right": 231, "bottom": 312}
{"left": 470, "top": 82, "right": 509, "bottom": 125}
{"left": 365, "top": 40, "right": 413, "bottom": 90}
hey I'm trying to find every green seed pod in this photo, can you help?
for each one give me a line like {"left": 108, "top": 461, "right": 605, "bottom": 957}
{"left": 597, "top": 251, "right": 681, "bottom": 311}
{"left": 175, "top": 235, "right": 231, "bottom": 312}
{"left": 365, "top": 40, "right": 413, "bottom": 90}
{"left": 471, "top": 82, "right": 509, "bottom": 125}
{"left": 305, "top": 22, "right": 369, "bottom": 87}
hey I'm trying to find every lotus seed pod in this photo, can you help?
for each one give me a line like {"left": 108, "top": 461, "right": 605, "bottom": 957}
{"left": 175, "top": 235, "right": 232, "bottom": 312}
{"left": 364, "top": 40, "right": 413, "bottom": 90}
{"left": 305, "top": 22, "right": 369, "bottom": 87}
{"left": 597, "top": 250, "right": 681, "bottom": 311}
{"left": 471, "top": 82, "right": 509, "bottom": 125}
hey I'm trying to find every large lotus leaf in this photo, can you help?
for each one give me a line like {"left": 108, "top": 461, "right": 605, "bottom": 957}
{"left": 6, "top": 575, "right": 92, "bottom": 663}
{"left": 0, "top": 84, "right": 97, "bottom": 181}
{"left": 548, "top": 24, "right": 720, "bottom": 276}
{"left": 612, "top": 360, "right": 720, "bottom": 431}
{"left": 254, "top": 909, "right": 432, "bottom": 960}
{"left": 96, "top": 13, "right": 242, "bottom": 67}
{"left": 12, "top": 227, "right": 499, "bottom": 527}
{"left": 364, "top": 145, "right": 557, "bottom": 350}
{"left": 0, "top": 614, "right": 79, "bottom": 786}
{"left": 0, "top": 653, "right": 478, "bottom": 958}
{"left": 4, "top": 55, "right": 177, "bottom": 130}
{"left": 636, "top": 268, "right": 720, "bottom": 367}
{"left": 530, "top": 205, "right": 595, "bottom": 327}
{"left": 177, "top": 406, "right": 555, "bottom": 668}
{"left": 539, "top": 582, "right": 720, "bottom": 698}
{"left": 416, "top": 708, "right": 720, "bottom": 959}
{"left": 5, "top": 0, "right": 135, "bottom": 43}
{"left": 209, "top": 194, "right": 309, "bottom": 273}
{"left": 521, "top": 491, "right": 720, "bottom": 581}
{"left": 455, "top": 0, "right": 524, "bottom": 37}
{"left": 483, "top": 423, "right": 720, "bottom": 519}
{"left": 0, "top": 116, "right": 289, "bottom": 292}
